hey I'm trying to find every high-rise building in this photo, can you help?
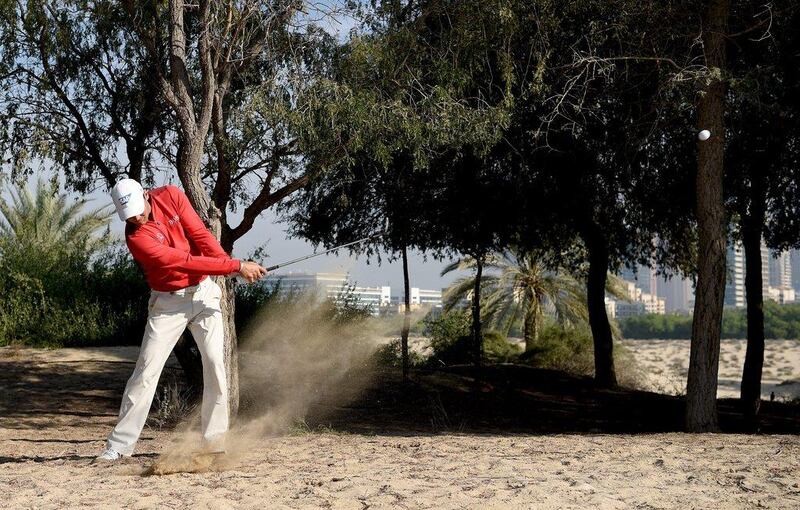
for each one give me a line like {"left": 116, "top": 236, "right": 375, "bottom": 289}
{"left": 792, "top": 250, "right": 800, "bottom": 294}
{"left": 725, "top": 239, "right": 773, "bottom": 307}
{"left": 620, "top": 264, "right": 657, "bottom": 295}
{"left": 725, "top": 242, "right": 745, "bottom": 308}
{"left": 658, "top": 274, "right": 694, "bottom": 313}
{"left": 769, "top": 250, "right": 793, "bottom": 289}
{"left": 761, "top": 242, "right": 771, "bottom": 298}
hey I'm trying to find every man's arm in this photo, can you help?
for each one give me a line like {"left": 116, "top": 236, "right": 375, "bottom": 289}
{"left": 128, "top": 232, "right": 241, "bottom": 276}
{"left": 168, "top": 186, "right": 231, "bottom": 259}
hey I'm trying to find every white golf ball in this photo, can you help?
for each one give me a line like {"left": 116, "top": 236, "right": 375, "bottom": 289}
{"left": 698, "top": 130, "right": 711, "bottom": 141}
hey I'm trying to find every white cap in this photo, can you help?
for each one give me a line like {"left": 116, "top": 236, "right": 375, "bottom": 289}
{"left": 111, "top": 178, "right": 146, "bottom": 221}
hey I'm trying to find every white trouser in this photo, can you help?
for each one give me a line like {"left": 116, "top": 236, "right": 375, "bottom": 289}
{"left": 106, "top": 276, "right": 229, "bottom": 455}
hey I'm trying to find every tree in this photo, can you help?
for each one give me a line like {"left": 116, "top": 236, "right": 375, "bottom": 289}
{"left": 2, "top": 1, "right": 339, "bottom": 417}
{"left": 0, "top": 177, "right": 119, "bottom": 346}
{"left": 0, "top": 1, "right": 166, "bottom": 187}
{"left": 286, "top": 0, "right": 517, "bottom": 373}
{"left": 726, "top": 2, "right": 800, "bottom": 426}
{"left": 441, "top": 250, "right": 628, "bottom": 351}
{"left": 0, "top": 177, "right": 112, "bottom": 258}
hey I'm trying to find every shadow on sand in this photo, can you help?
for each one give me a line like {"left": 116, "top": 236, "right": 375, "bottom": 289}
{"left": 298, "top": 365, "right": 800, "bottom": 435}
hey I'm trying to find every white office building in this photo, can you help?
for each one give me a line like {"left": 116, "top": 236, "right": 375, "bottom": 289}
{"left": 390, "top": 287, "right": 443, "bottom": 312}
{"left": 265, "top": 272, "right": 391, "bottom": 315}
{"left": 609, "top": 281, "right": 665, "bottom": 317}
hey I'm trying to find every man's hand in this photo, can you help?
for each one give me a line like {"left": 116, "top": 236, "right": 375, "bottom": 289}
{"left": 238, "top": 261, "right": 268, "bottom": 283}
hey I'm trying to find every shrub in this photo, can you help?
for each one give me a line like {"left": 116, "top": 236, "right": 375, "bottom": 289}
{"left": 521, "top": 323, "right": 644, "bottom": 388}
{"left": 522, "top": 324, "right": 596, "bottom": 374}
{"left": 373, "top": 338, "right": 427, "bottom": 368}
{"left": 423, "top": 310, "right": 521, "bottom": 365}
{"left": 0, "top": 241, "right": 150, "bottom": 347}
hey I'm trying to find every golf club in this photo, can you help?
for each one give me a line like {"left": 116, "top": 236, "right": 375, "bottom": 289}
{"left": 265, "top": 232, "right": 384, "bottom": 272}
{"left": 235, "top": 230, "right": 385, "bottom": 282}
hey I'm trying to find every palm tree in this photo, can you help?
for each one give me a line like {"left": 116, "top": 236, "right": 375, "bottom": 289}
{"left": 0, "top": 177, "right": 112, "bottom": 259}
{"left": 442, "top": 249, "right": 629, "bottom": 351}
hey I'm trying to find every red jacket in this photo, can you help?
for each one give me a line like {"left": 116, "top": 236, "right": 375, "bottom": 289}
{"left": 126, "top": 186, "right": 240, "bottom": 291}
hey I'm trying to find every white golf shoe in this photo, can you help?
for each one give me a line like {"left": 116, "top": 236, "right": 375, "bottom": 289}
{"left": 93, "top": 448, "right": 124, "bottom": 463}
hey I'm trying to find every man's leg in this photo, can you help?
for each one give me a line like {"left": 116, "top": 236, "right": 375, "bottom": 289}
{"left": 187, "top": 279, "right": 229, "bottom": 451}
{"left": 106, "top": 294, "right": 189, "bottom": 455}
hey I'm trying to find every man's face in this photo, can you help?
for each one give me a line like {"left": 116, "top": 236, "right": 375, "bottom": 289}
{"left": 125, "top": 191, "right": 151, "bottom": 226}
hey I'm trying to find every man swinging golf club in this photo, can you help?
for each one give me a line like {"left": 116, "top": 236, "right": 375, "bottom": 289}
{"left": 95, "top": 179, "right": 267, "bottom": 462}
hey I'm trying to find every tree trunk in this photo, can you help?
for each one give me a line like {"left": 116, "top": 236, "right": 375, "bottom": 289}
{"left": 523, "top": 289, "right": 539, "bottom": 352}
{"left": 401, "top": 244, "right": 411, "bottom": 382}
{"left": 471, "top": 256, "right": 484, "bottom": 367}
{"left": 686, "top": 0, "right": 729, "bottom": 433}
{"left": 219, "top": 278, "right": 240, "bottom": 420}
{"left": 740, "top": 176, "right": 766, "bottom": 428}
{"left": 586, "top": 230, "right": 617, "bottom": 388}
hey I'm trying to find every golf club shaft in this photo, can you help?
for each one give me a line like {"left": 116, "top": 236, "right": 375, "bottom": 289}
{"left": 264, "top": 233, "right": 382, "bottom": 272}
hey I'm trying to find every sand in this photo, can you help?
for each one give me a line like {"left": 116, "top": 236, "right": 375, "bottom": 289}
{"left": 1, "top": 430, "right": 799, "bottom": 509}
{"left": 623, "top": 339, "right": 800, "bottom": 400}
{"left": 2, "top": 346, "right": 799, "bottom": 509}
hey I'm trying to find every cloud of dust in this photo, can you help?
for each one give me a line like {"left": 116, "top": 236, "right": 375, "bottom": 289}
{"left": 144, "top": 293, "right": 413, "bottom": 476}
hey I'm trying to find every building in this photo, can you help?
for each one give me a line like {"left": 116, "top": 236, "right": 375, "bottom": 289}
{"left": 768, "top": 286, "right": 796, "bottom": 304}
{"left": 725, "top": 239, "right": 777, "bottom": 307}
{"left": 604, "top": 296, "right": 617, "bottom": 319}
{"left": 614, "top": 300, "right": 646, "bottom": 318}
{"left": 769, "top": 250, "right": 793, "bottom": 289}
{"left": 725, "top": 242, "right": 745, "bottom": 308}
{"left": 610, "top": 281, "right": 665, "bottom": 317}
{"left": 657, "top": 274, "right": 694, "bottom": 313}
{"left": 792, "top": 249, "right": 800, "bottom": 294}
{"left": 620, "top": 264, "right": 658, "bottom": 295}
{"left": 390, "top": 287, "right": 443, "bottom": 313}
{"left": 264, "top": 272, "right": 391, "bottom": 315}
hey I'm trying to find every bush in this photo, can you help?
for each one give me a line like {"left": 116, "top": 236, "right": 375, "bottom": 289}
{"left": 373, "top": 338, "right": 427, "bottom": 368}
{"left": 424, "top": 310, "right": 521, "bottom": 365}
{"left": 522, "top": 324, "right": 596, "bottom": 374}
{"left": 0, "top": 241, "right": 149, "bottom": 347}
{"left": 521, "top": 323, "right": 644, "bottom": 388}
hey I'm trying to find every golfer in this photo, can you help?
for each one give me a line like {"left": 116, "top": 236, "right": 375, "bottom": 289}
{"left": 96, "top": 179, "right": 266, "bottom": 462}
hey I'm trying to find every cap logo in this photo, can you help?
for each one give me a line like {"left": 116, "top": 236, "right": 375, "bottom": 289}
{"left": 119, "top": 193, "right": 132, "bottom": 206}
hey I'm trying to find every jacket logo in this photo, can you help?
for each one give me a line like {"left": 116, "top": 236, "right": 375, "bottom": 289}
{"left": 168, "top": 214, "right": 180, "bottom": 226}
{"left": 154, "top": 232, "right": 166, "bottom": 243}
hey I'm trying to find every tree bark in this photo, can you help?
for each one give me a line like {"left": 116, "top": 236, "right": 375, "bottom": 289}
{"left": 740, "top": 173, "right": 766, "bottom": 428}
{"left": 219, "top": 278, "right": 240, "bottom": 420}
{"left": 401, "top": 245, "right": 411, "bottom": 382}
{"left": 585, "top": 229, "right": 617, "bottom": 388}
{"left": 523, "top": 289, "right": 539, "bottom": 352}
{"left": 163, "top": 0, "right": 238, "bottom": 420}
{"left": 471, "top": 256, "right": 484, "bottom": 367}
{"left": 686, "top": 0, "right": 729, "bottom": 433}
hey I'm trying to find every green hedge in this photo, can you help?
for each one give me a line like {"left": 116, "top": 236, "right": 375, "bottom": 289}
{"left": 620, "top": 302, "right": 800, "bottom": 339}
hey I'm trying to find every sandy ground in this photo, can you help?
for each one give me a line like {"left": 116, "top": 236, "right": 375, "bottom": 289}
{"left": 1, "top": 346, "right": 799, "bottom": 509}
{"left": 2, "top": 430, "right": 799, "bottom": 510}
{"left": 623, "top": 339, "right": 800, "bottom": 400}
